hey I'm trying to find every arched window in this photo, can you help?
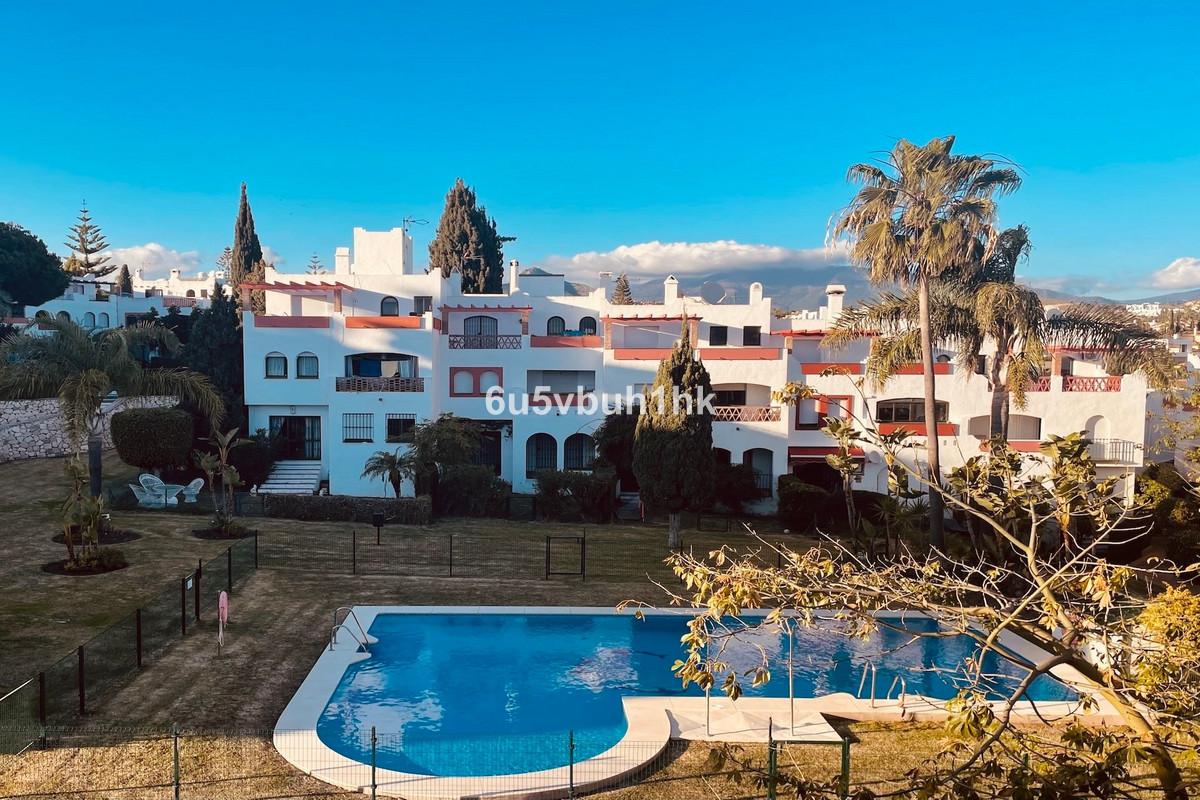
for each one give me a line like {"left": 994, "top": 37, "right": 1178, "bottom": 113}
{"left": 296, "top": 352, "right": 319, "bottom": 379}
{"left": 464, "top": 315, "right": 498, "bottom": 336}
{"left": 579, "top": 316, "right": 597, "bottom": 336}
{"left": 546, "top": 316, "right": 566, "bottom": 336}
{"left": 185, "top": 289, "right": 196, "bottom": 298}
{"left": 478, "top": 370, "right": 502, "bottom": 393}
{"left": 713, "top": 447, "right": 732, "bottom": 465}
{"left": 34, "top": 310, "right": 50, "bottom": 320}
{"left": 452, "top": 370, "right": 476, "bottom": 395}
{"left": 742, "top": 447, "right": 773, "bottom": 497}
{"left": 564, "top": 433, "right": 596, "bottom": 471}
{"left": 265, "top": 352, "right": 288, "bottom": 378}
{"left": 935, "top": 354, "right": 951, "bottom": 363}
{"left": 526, "top": 433, "right": 557, "bottom": 477}
{"left": 380, "top": 296, "right": 400, "bottom": 317}
{"left": 82, "top": 312, "right": 96, "bottom": 328}
{"left": 56, "top": 311, "right": 70, "bottom": 322}
{"left": 98, "top": 312, "right": 110, "bottom": 327}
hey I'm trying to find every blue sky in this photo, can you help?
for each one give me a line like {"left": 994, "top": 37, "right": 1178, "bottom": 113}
{"left": 2, "top": 1, "right": 1198, "bottom": 299}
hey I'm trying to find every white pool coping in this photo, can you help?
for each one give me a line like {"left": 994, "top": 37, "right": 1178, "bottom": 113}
{"left": 274, "top": 605, "right": 1115, "bottom": 799}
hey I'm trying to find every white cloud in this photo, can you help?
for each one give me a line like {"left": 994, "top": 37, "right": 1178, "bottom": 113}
{"left": 1150, "top": 257, "right": 1200, "bottom": 290}
{"left": 108, "top": 242, "right": 201, "bottom": 278}
{"left": 262, "top": 245, "right": 286, "bottom": 267}
{"left": 543, "top": 240, "right": 849, "bottom": 280}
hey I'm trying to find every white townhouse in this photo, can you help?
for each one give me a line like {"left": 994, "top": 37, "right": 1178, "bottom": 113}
{"left": 240, "top": 226, "right": 1157, "bottom": 503}
{"left": 10, "top": 277, "right": 206, "bottom": 332}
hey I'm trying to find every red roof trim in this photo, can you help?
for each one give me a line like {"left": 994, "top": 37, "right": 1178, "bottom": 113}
{"left": 601, "top": 315, "right": 696, "bottom": 322}
{"left": 440, "top": 304, "right": 532, "bottom": 312}
{"left": 240, "top": 281, "right": 354, "bottom": 292}
{"left": 788, "top": 446, "right": 865, "bottom": 458}
{"left": 771, "top": 329, "right": 826, "bottom": 336}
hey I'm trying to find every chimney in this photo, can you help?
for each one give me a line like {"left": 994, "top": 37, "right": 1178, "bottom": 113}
{"left": 509, "top": 259, "right": 521, "bottom": 292}
{"left": 664, "top": 275, "right": 679, "bottom": 303}
{"left": 334, "top": 247, "right": 351, "bottom": 274}
{"left": 824, "top": 284, "right": 846, "bottom": 319}
{"left": 748, "top": 282, "right": 763, "bottom": 304}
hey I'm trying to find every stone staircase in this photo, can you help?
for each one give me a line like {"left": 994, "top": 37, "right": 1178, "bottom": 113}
{"left": 258, "top": 460, "right": 322, "bottom": 495}
{"left": 615, "top": 491, "right": 642, "bottom": 521}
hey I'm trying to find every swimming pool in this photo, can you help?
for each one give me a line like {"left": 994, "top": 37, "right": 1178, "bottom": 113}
{"left": 313, "top": 610, "right": 1073, "bottom": 777}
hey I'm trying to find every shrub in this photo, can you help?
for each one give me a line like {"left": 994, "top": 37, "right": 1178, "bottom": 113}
{"left": 65, "top": 547, "right": 128, "bottom": 573}
{"left": 228, "top": 429, "right": 277, "bottom": 488}
{"left": 263, "top": 494, "right": 432, "bottom": 524}
{"left": 777, "top": 475, "right": 834, "bottom": 532}
{"left": 110, "top": 407, "right": 194, "bottom": 472}
{"left": 534, "top": 469, "right": 617, "bottom": 522}
{"left": 712, "top": 462, "right": 760, "bottom": 512}
{"left": 437, "top": 465, "right": 511, "bottom": 517}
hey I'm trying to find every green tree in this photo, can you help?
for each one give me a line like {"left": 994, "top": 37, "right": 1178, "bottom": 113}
{"left": 428, "top": 178, "right": 510, "bottom": 293}
{"left": 116, "top": 264, "right": 133, "bottom": 296}
{"left": 407, "top": 413, "right": 481, "bottom": 503}
{"left": 181, "top": 284, "right": 244, "bottom": 428}
{"left": 216, "top": 246, "right": 233, "bottom": 273}
{"left": 63, "top": 205, "right": 116, "bottom": 278}
{"left": 632, "top": 321, "right": 714, "bottom": 548}
{"left": 0, "top": 318, "right": 223, "bottom": 496}
{"left": 611, "top": 273, "right": 633, "bottom": 305}
{"left": 0, "top": 222, "right": 69, "bottom": 307}
{"left": 110, "top": 407, "right": 194, "bottom": 473}
{"left": 361, "top": 448, "right": 419, "bottom": 497}
{"left": 306, "top": 253, "right": 326, "bottom": 274}
{"left": 827, "top": 226, "right": 1172, "bottom": 440}
{"left": 832, "top": 136, "right": 1021, "bottom": 548}
{"left": 194, "top": 428, "right": 247, "bottom": 536}
{"left": 230, "top": 183, "right": 262, "bottom": 292}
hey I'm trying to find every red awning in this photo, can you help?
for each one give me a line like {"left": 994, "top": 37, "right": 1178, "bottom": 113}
{"left": 788, "top": 446, "right": 865, "bottom": 459}
{"left": 440, "top": 304, "right": 532, "bottom": 312}
{"left": 600, "top": 314, "right": 695, "bottom": 322}
{"left": 239, "top": 281, "right": 354, "bottom": 292}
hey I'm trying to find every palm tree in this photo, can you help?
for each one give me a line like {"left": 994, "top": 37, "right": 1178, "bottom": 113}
{"left": 0, "top": 318, "right": 223, "bottom": 496}
{"left": 362, "top": 448, "right": 419, "bottom": 497}
{"left": 827, "top": 226, "right": 1173, "bottom": 440}
{"left": 832, "top": 136, "right": 1022, "bottom": 548}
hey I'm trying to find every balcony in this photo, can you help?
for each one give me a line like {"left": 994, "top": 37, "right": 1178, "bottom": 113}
{"left": 530, "top": 335, "right": 602, "bottom": 348}
{"left": 335, "top": 376, "right": 425, "bottom": 392}
{"left": 1028, "top": 376, "right": 1052, "bottom": 391}
{"left": 449, "top": 334, "right": 522, "bottom": 350}
{"left": 714, "top": 405, "right": 781, "bottom": 423}
{"left": 253, "top": 315, "right": 330, "bottom": 328}
{"left": 1089, "top": 438, "right": 1138, "bottom": 463}
{"left": 1064, "top": 376, "right": 1122, "bottom": 392}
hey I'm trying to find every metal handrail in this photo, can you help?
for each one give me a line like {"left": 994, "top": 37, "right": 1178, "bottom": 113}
{"left": 333, "top": 607, "right": 370, "bottom": 646}
{"left": 857, "top": 662, "right": 878, "bottom": 707}
{"left": 886, "top": 675, "right": 907, "bottom": 709}
{"left": 330, "top": 623, "right": 369, "bottom": 652}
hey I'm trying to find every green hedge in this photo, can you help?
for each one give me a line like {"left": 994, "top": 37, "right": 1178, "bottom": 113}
{"left": 110, "top": 407, "right": 194, "bottom": 471}
{"left": 533, "top": 469, "right": 617, "bottom": 522}
{"left": 436, "top": 465, "right": 512, "bottom": 517}
{"left": 263, "top": 494, "right": 432, "bottom": 524}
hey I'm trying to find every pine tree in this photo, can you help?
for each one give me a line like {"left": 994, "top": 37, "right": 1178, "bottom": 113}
{"left": 428, "top": 178, "right": 510, "bottom": 294}
{"left": 306, "top": 253, "right": 326, "bottom": 274}
{"left": 612, "top": 273, "right": 633, "bottom": 305}
{"left": 182, "top": 283, "right": 245, "bottom": 428}
{"left": 116, "top": 264, "right": 132, "bottom": 295}
{"left": 632, "top": 319, "right": 714, "bottom": 548}
{"left": 64, "top": 205, "right": 116, "bottom": 278}
{"left": 230, "top": 183, "right": 262, "bottom": 291}
{"left": 216, "top": 247, "right": 233, "bottom": 273}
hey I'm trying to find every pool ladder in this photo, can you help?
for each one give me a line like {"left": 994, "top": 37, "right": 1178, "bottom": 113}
{"left": 857, "top": 662, "right": 877, "bottom": 707}
{"left": 330, "top": 607, "right": 371, "bottom": 653}
{"left": 857, "top": 663, "right": 907, "bottom": 711}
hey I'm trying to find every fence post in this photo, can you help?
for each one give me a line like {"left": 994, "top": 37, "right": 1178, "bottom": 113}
{"left": 194, "top": 559, "right": 202, "bottom": 621}
{"left": 135, "top": 608, "right": 143, "bottom": 669}
{"left": 544, "top": 536, "right": 550, "bottom": 580}
{"left": 352, "top": 529, "right": 357, "bottom": 575}
{"left": 581, "top": 533, "right": 587, "bottom": 582}
{"left": 840, "top": 736, "right": 850, "bottom": 799}
{"left": 227, "top": 546, "right": 233, "bottom": 594}
{"left": 254, "top": 529, "right": 259, "bottom": 569}
{"left": 76, "top": 645, "right": 85, "bottom": 715}
{"left": 448, "top": 533, "right": 453, "bottom": 577}
{"left": 370, "top": 725, "right": 377, "bottom": 800}
{"left": 568, "top": 730, "right": 575, "bottom": 800}
{"left": 37, "top": 671, "right": 46, "bottom": 728}
{"left": 180, "top": 577, "right": 187, "bottom": 636}
{"left": 172, "top": 725, "right": 181, "bottom": 800}
{"left": 766, "top": 717, "right": 777, "bottom": 800}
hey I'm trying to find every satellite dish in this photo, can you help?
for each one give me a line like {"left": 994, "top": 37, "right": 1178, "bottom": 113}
{"left": 699, "top": 281, "right": 727, "bottom": 304}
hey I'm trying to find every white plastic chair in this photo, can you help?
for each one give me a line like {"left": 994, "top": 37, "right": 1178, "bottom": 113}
{"left": 182, "top": 477, "right": 205, "bottom": 503}
{"left": 137, "top": 474, "right": 180, "bottom": 506}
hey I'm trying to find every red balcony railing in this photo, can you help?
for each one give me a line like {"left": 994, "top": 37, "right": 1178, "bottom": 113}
{"left": 335, "top": 376, "right": 425, "bottom": 392}
{"left": 1064, "top": 375, "right": 1122, "bottom": 392}
{"left": 714, "top": 406, "right": 781, "bottom": 422}
{"left": 1028, "top": 376, "right": 1052, "bottom": 391}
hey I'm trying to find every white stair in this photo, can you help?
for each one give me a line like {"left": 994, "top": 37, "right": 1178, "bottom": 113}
{"left": 259, "top": 460, "right": 322, "bottom": 495}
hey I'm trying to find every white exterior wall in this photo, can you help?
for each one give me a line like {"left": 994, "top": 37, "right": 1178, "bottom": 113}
{"left": 17, "top": 280, "right": 201, "bottom": 332}
{"left": 241, "top": 228, "right": 1161, "bottom": 503}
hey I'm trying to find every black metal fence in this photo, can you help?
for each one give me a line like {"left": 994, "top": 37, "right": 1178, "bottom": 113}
{"left": 0, "top": 537, "right": 258, "bottom": 755}
{"left": 0, "top": 726, "right": 852, "bottom": 799}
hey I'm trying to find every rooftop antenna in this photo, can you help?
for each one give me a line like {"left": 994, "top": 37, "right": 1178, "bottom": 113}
{"left": 401, "top": 216, "right": 428, "bottom": 233}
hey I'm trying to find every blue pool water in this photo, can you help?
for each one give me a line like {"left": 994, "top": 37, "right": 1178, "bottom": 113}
{"left": 316, "top": 612, "right": 1072, "bottom": 776}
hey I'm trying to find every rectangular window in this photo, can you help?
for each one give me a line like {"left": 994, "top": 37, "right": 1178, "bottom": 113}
{"left": 796, "top": 397, "right": 821, "bottom": 428}
{"left": 709, "top": 325, "right": 728, "bottom": 346}
{"left": 713, "top": 389, "right": 746, "bottom": 406}
{"left": 386, "top": 413, "right": 416, "bottom": 443}
{"left": 265, "top": 354, "right": 287, "bottom": 378}
{"left": 824, "top": 396, "right": 852, "bottom": 421}
{"left": 297, "top": 354, "right": 319, "bottom": 379}
{"left": 742, "top": 326, "right": 761, "bottom": 347}
{"left": 413, "top": 296, "right": 433, "bottom": 316}
{"left": 342, "top": 413, "right": 374, "bottom": 443}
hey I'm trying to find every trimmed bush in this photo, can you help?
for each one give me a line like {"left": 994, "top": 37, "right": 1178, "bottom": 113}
{"left": 263, "top": 493, "right": 432, "bottom": 524}
{"left": 110, "top": 407, "right": 194, "bottom": 471}
{"left": 534, "top": 469, "right": 617, "bottom": 522}
{"left": 437, "top": 465, "right": 511, "bottom": 517}
{"left": 712, "top": 462, "right": 760, "bottom": 513}
{"left": 777, "top": 475, "right": 835, "bottom": 532}
{"left": 228, "top": 430, "right": 277, "bottom": 488}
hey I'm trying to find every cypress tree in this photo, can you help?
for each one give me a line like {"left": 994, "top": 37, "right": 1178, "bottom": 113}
{"left": 230, "top": 183, "right": 262, "bottom": 291}
{"left": 116, "top": 264, "right": 133, "bottom": 295}
{"left": 632, "top": 319, "right": 714, "bottom": 548}
{"left": 612, "top": 273, "right": 633, "bottom": 305}
{"left": 428, "top": 178, "right": 510, "bottom": 293}
{"left": 64, "top": 205, "right": 116, "bottom": 278}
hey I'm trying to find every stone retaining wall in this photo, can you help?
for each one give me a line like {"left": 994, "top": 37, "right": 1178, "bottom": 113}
{"left": 0, "top": 396, "right": 177, "bottom": 463}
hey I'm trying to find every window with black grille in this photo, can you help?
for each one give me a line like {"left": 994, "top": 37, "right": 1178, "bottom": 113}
{"left": 342, "top": 413, "right": 374, "bottom": 442}
{"left": 742, "top": 326, "right": 761, "bottom": 346}
{"left": 709, "top": 325, "right": 728, "bottom": 346}
{"left": 386, "top": 413, "right": 416, "bottom": 443}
